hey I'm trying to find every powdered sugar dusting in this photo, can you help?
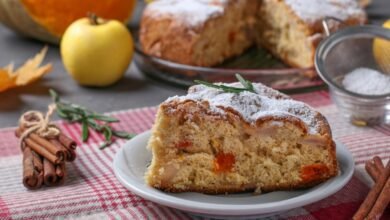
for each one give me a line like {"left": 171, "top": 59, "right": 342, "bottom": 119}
{"left": 145, "top": 0, "right": 228, "bottom": 27}
{"left": 342, "top": 67, "right": 390, "bottom": 95}
{"left": 284, "top": 0, "right": 365, "bottom": 24}
{"left": 165, "top": 83, "right": 321, "bottom": 134}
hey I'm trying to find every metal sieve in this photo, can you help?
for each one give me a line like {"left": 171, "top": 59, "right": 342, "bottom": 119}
{"left": 315, "top": 17, "right": 390, "bottom": 126}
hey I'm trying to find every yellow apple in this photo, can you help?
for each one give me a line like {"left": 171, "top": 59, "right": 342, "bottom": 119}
{"left": 373, "top": 20, "right": 390, "bottom": 74}
{"left": 61, "top": 14, "right": 133, "bottom": 86}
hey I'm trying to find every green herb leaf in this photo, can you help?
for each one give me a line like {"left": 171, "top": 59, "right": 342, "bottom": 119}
{"left": 195, "top": 80, "right": 246, "bottom": 94}
{"left": 82, "top": 119, "right": 89, "bottom": 141}
{"left": 70, "top": 114, "right": 82, "bottom": 122}
{"left": 100, "top": 126, "right": 113, "bottom": 149}
{"left": 195, "top": 74, "right": 257, "bottom": 94}
{"left": 56, "top": 107, "right": 70, "bottom": 119}
{"left": 99, "top": 142, "right": 110, "bottom": 149}
{"left": 103, "top": 126, "right": 112, "bottom": 142}
{"left": 235, "top": 73, "right": 254, "bottom": 92}
{"left": 194, "top": 80, "right": 223, "bottom": 90}
{"left": 112, "top": 130, "right": 134, "bottom": 139}
{"left": 49, "top": 89, "right": 135, "bottom": 149}
{"left": 87, "top": 118, "right": 103, "bottom": 131}
{"left": 49, "top": 89, "right": 59, "bottom": 102}
{"left": 89, "top": 114, "right": 120, "bottom": 123}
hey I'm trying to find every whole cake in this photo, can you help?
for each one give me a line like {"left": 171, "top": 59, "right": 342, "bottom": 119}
{"left": 140, "top": 0, "right": 366, "bottom": 68}
{"left": 145, "top": 80, "right": 338, "bottom": 193}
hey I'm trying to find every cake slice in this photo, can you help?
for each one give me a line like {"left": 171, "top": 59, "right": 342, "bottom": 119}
{"left": 140, "top": 0, "right": 258, "bottom": 66}
{"left": 256, "top": 0, "right": 366, "bottom": 68}
{"left": 146, "top": 79, "right": 338, "bottom": 194}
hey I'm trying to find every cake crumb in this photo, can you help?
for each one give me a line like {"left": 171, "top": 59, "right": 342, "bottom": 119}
{"left": 342, "top": 67, "right": 390, "bottom": 96}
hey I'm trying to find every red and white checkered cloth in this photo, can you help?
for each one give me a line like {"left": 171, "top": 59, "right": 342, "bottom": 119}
{"left": 0, "top": 90, "right": 389, "bottom": 220}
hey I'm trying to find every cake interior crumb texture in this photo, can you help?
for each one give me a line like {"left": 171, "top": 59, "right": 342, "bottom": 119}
{"left": 145, "top": 83, "right": 338, "bottom": 194}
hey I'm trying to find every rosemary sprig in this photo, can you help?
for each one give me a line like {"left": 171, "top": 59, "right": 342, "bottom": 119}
{"left": 194, "top": 74, "right": 256, "bottom": 94}
{"left": 49, "top": 89, "right": 135, "bottom": 149}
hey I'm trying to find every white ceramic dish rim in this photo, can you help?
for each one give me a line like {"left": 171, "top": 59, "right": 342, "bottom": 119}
{"left": 113, "top": 130, "right": 355, "bottom": 216}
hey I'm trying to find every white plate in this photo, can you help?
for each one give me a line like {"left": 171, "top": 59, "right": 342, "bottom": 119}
{"left": 113, "top": 130, "right": 354, "bottom": 219}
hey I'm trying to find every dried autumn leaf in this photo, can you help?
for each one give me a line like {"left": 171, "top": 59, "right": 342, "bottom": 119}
{"left": 4, "top": 63, "right": 14, "bottom": 74}
{"left": 0, "top": 69, "right": 16, "bottom": 92}
{"left": 14, "top": 46, "right": 52, "bottom": 86}
{"left": 15, "top": 63, "right": 52, "bottom": 86}
{"left": 0, "top": 46, "right": 52, "bottom": 92}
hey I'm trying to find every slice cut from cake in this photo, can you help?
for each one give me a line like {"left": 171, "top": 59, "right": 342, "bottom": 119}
{"left": 256, "top": 0, "right": 366, "bottom": 68}
{"left": 140, "top": 0, "right": 258, "bottom": 66}
{"left": 145, "top": 80, "right": 338, "bottom": 194}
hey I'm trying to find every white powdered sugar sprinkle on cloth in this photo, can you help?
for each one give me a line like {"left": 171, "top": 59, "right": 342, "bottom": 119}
{"left": 284, "top": 0, "right": 365, "bottom": 24}
{"left": 166, "top": 83, "right": 321, "bottom": 134}
{"left": 342, "top": 67, "right": 390, "bottom": 95}
{"left": 145, "top": 0, "right": 228, "bottom": 27}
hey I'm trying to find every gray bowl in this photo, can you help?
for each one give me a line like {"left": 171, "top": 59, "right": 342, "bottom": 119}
{"left": 315, "top": 25, "right": 390, "bottom": 125}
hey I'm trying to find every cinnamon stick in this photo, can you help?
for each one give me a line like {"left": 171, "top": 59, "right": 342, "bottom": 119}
{"left": 50, "top": 138, "right": 66, "bottom": 152}
{"left": 373, "top": 156, "right": 385, "bottom": 170}
{"left": 23, "top": 147, "right": 43, "bottom": 190}
{"left": 43, "top": 158, "right": 57, "bottom": 186}
{"left": 56, "top": 164, "right": 64, "bottom": 177}
{"left": 50, "top": 139, "right": 76, "bottom": 161}
{"left": 365, "top": 156, "right": 385, "bottom": 182}
{"left": 31, "top": 151, "right": 43, "bottom": 172}
{"left": 366, "top": 176, "right": 390, "bottom": 219}
{"left": 55, "top": 163, "right": 66, "bottom": 185}
{"left": 353, "top": 160, "right": 390, "bottom": 220}
{"left": 59, "top": 134, "right": 77, "bottom": 150}
{"left": 15, "top": 128, "right": 62, "bottom": 165}
{"left": 26, "top": 138, "right": 61, "bottom": 165}
{"left": 68, "top": 148, "right": 76, "bottom": 162}
{"left": 43, "top": 159, "right": 66, "bottom": 186}
{"left": 29, "top": 132, "right": 64, "bottom": 160}
{"left": 16, "top": 128, "right": 64, "bottom": 161}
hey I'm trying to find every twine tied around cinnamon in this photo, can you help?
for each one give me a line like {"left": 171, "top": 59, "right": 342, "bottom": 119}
{"left": 19, "top": 104, "right": 60, "bottom": 149}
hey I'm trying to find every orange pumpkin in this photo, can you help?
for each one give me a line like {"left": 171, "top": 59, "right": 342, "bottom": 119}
{"left": 0, "top": 0, "right": 136, "bottom": 44}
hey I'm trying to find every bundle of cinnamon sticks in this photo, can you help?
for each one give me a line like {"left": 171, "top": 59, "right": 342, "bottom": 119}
{"left": 353, "top": 156, "right": 390, "bottom": 220}
{"left": 16, "top": 122, "right": 77, "bottom": 190}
